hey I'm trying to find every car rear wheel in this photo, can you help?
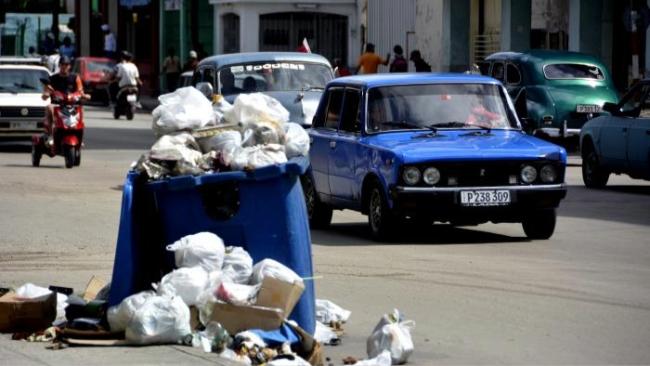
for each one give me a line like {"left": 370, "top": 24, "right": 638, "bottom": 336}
{"left": 367, "top": 185, "right": 396, "bottom": 241}
{"left": 64, "top": 146, "right": 75, "bottom": 169}
{"left": 582, "top": 143, "right": 609, "bottom": 188}
{"left": 31, "top": 145, "right": 42, "bottom": 167}
{"left": 522, "top": 209, "right": 556, "bottom": 240}
{"left": 301, "top": 175, "right": 332, "bottom": 229}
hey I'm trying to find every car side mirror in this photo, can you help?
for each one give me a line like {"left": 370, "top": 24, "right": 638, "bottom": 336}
{"left": 195, "top": 82, "right": 214, "bottom": 100}
{"left": 602, "top": 102, "right": 619, "bottom": 115}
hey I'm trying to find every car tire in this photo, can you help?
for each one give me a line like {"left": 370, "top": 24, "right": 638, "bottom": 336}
{"left": 301, "top": 175, "right": 332, "bottom": 228}
{"left": 64, "top": 146, "right": 75, "bottom": 169}
{"left": 31, "top": 145, "right": 42, "bottom": 167}
{"left": 367, "top": 185, "right": 396, "bottom": 241}
{"left": 522, "top": 209, "right": 556, "bottom": 240}
{"left": 581, "top": 143, "right": 609, "bottom": 188}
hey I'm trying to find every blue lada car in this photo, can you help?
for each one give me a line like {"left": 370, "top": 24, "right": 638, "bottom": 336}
{"left": 302, "top": 73, "right": 568, "bottom": 240}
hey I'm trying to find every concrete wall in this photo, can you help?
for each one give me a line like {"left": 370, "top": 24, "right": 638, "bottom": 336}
{"left": 415, "top": 0, "right": 445, "bottom": 71}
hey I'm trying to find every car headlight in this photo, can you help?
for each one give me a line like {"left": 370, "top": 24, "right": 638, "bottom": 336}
{"left": 402, "top": 167, "right": 421, "bottom": 185}
{"left": 422, "top": 167, "right": 441, "bottom": 185}
{"left": 539, "top": 164, "right": 557, "bottom": 183}
{"left": 520, "top": 165, "right": 537, "bottom": 183}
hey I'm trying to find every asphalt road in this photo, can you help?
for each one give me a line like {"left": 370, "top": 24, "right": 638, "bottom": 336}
{"left": 1, "top": 106, "right": 649, "bottom": 365}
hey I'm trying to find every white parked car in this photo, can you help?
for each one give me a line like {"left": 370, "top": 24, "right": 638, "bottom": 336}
{"left": 0, "top": 64, "right": 50, "bottom": 140}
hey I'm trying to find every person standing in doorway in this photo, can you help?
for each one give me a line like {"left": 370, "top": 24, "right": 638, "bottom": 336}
{"left": 389, "top": 45, "right": 408, "bottom": 72}
{"left": 183, "top": 50, "right": 199, "bottom": 72}
{"left": 162, "top": 47, "right": 181, "bottom": 92}
{"left": 409, "top": 50, "right": 432, "bottom": 72}
{"left": 356, "top": 43, "right": 390, "bottom": 74}
{"left": 102, "top": 24, "right": 117, "bottom": 60}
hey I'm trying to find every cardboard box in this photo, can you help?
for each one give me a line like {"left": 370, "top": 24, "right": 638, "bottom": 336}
{"left": 0, "top": 292, "right": 57, "bottom": 333}
{"left": 210, "top": 277, "right": 305, "bottom": 334}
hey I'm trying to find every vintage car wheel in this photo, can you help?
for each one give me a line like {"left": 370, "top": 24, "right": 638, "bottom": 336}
{"left": 301, "top": 175, "right": 332, "bottom": 228}
{"left": 367, "top": 186, "right": 396, "bottom": 240}
{"left": 581, "top": 145, "right": 609, "bottom": 188}
{"left": 64, "top": 146, "right": 75, "bottom": 169}
{"left": 31, "top": 145, "right": 42, "bottom": 167}
{"left": 522, "top": 209, "right": 556, "bottom": 240}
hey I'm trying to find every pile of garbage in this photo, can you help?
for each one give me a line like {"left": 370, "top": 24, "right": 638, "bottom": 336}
{"left": 132, "top": 87, "right": 310, "bottom": 180}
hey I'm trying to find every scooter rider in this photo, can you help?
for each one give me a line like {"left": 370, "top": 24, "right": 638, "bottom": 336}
{"left": 114, "top": 50, "right": 142, "bottom": 102}
{"left": 41, "top": 56, "right": 90, "bottom": 138}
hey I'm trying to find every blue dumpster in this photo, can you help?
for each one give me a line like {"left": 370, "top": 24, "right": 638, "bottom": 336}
{"left": 108, "top": 157, "right": 315, "bottom": 334}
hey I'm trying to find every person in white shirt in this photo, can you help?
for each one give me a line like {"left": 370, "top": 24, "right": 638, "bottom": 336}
{"left": 113, "top": 51, "right": 142, "bottom": 105}
{"left": 102, "top": 24, "right": 116, "bottom": 59}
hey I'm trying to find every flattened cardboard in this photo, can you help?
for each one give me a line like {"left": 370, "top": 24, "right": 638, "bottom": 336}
{"left": 211, "top": 303, "right": 284, "bottom": 334}
{"left": 0, "top": 292, "right": 57, "bottom": 333}
{"left": 256, "top": 277, "right": 305, "bottom": 316}
{"left": 82, "top": 276, "right": 106, "bottom": 302}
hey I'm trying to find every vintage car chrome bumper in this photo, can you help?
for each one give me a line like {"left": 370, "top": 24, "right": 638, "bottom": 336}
{"left": 538, "top": 127, "right": 580, "bottom": 138}
{"left": 394, "top": 183, "right": 566, "bottom": 193}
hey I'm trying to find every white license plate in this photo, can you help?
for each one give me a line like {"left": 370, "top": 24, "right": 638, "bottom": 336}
{"left": 576, "top": 104, "right": 600, "bottom": 113}
{"left": 460, "top": 190, "right": 511, "bottom": 206}
{"left": 127, "top": 94, "right": 137, "bottom": 102}
{"left": 10, "top": 121, "right": 37, "bottom": 130}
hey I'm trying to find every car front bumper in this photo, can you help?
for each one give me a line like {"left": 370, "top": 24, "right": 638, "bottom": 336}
{"left": 390, "top": 183, "right": 567, "bottom": 223}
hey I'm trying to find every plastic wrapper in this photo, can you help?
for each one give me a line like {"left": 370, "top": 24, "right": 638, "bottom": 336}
{"left": 242, "top": 121, "right": 286, "bottom": 147}
{"left": 125, "top": 295, "right": 191, "bottom": 345}
{"left": 316, "top": 299, "right": 351, "bottom": 324}
{"left": 107, "top": 290, "right": 156, "bottom": 332}
{"left": 156, "top": 266, "right": 209, "bottom": 306}
{"left": 230, "top": 144, "right": 287, "bottom": 171}
{"left": 366, "top": 309, "right": 415, "bottom": 365}
{"left": 250, "top": 259, "right": 303, "bottom": 285}
{"left": 284, "top": 123, "right": 310, "bottom": 158}
{"left": 152, "top": 87, "right": 217, "bottom": 136}
{"left": 354, "top": 350, "right": 392, "bottom": 366}
{"left": 224, "top": 93, "right": 290, "bottom": 126}
{"left": 314, "top": 321, "right": 339, "bottom": 345}
{"left": 222, "top": 246, "right": 254, "bottom": 284}
{"left": 198, "top": 130, "right": 243, "bottom": 166}
{"left": 216, "top": 282, "right": 260, "bottom": 306}
{"left": 166, "top": 232, "right": 226, "bottom": 272}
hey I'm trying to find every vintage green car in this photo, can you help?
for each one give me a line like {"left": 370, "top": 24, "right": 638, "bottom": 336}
{"left": 479, "top": 50, "right": 619, "bottom": 141}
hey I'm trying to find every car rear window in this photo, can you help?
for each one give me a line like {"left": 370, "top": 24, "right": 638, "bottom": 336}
{"left": 543, "top": 63, "right": 604, "bottom": 80}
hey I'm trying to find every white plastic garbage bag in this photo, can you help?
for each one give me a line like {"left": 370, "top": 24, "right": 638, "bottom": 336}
{"left": 216, "top": 282, "right": 260, "bottom": 306}
{"left": 152, "top": 87, "right": 217, "bottom": 136}
{"left": 316, "top": 299, "right": 351, "bottom": 324}
{"left": 107, "top": 290, "right": 156, "bottom": 332}
{"left": 284, "top": 123, "right": 310, "bottom": 158}
{"left": 366, "top": 309, "right": 415, "bottom": 365}
{"left": 219, "top": 348, "right": 252, "bottom": 365}
{"left": 242, "top": 121, "right": 286, "bottom": 147}
{"left": 354, "top": 350, "right": 392, "bottom": 366}
{"left": 148, "top": 132, "right": 204, "bottom": 175}
{"left": 250, "top": 258, "right": 303, "bottom": 285}
{"left": 223, "top": 93, "right": 289, "bottom": 125}
{"left": 198, "top": 130, "right": 242, "bottom": 164}
{"left": 222, "top": 246, "right": 253, "bottom": 284}
{"left": 157, "top": 266, "right": 209, "bottom": 306}
{"left": 230, "top": 144, "right": 287, "bottom": 171}
{"left": 314, "top": 321, "right": 339, "bottom": 345}
{"left": 166, "top": 232, "right": 226, "bottom": 272}
{"left": 267, "top": 355, "right": 311, "bottom": 366}
{"left": 16, "top": 283, "right": 68, "bottom": 323}
{"left": 125, "top": 295, "right": 191, "bottom": 345}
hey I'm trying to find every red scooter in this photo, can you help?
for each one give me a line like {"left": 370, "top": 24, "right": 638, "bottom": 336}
{"left": 32, "top": 90, "right": 85, "bottom": 168}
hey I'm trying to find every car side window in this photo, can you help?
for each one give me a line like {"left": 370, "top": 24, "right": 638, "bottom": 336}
{"left": 339, "top": 88, "right": 361, "bottom": 133}
{"left": 639, "top": 87, "right": 650, "bottom": 118}
{"left": 506, "top": 63, "right": 521, "bottom": 85}
{"left": 491, "top": 62, "right": 505, "bottom": 82}
{"left": 620, "top": 85, "right": 649, "bottom": 118}
{"left": 324, "top": 88, "right": 344, "bottom": 130}
{"left": 191, "top": 69, "right": 202, "bottom": 86}
{"left": 477, "top": 62, "right": 490, "bottom": 76}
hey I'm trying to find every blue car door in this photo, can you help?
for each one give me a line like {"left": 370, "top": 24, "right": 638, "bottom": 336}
{"left": 627, "top": 94, "right": 650, "bottom": 178}
{"left": 328, "top": 87, "right": 362, "bottom": 202}
{"left": 309, "top": 87, "right": 345, "bottom": 198}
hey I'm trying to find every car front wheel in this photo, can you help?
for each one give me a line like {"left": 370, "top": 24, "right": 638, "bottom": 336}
{"left": 301, "top": 175, "right": 332, "bottom": 229}
{"left": 367, "top": 185, "right": 396, "bottom": 241}
{"left": 522, "top": 209, "right": 556, "bottom": 240}
{"left": 582, "top": 143, "right": 609, "bottom": 188}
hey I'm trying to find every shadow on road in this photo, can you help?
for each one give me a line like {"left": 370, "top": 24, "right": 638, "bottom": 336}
{"left": 3, "top": 163, "right": 63, "bottom": 169}
{"left": 312, "top": 222, "right": 526, "bottom": 246}
{"left": 0, "top": 142, "right": 31, "bottom": 153}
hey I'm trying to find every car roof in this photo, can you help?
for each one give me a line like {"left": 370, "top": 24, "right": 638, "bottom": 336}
{"left": 198, "top": 52, "right": 332, "bottom": 68}
{"left": 328, "top": 73, "right": 501, "bottom": 88}
{"left": 0, "top": 64, "right": 50, "bottom": 72}
{"left": 0, "top": 56, "right": 44, "bottom": 66}
{"left": 486, "top": 49, "right": 607, "bottom": 66}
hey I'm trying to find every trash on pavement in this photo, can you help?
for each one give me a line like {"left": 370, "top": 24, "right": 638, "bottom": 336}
{"left": 124, "top": 295, "right": 191, "bottom": 345}
{"left": 314, "top": 321, "right": 340, "bottom": 346}
{"left": 353, "top": 350, "right": 392, "bottom": 366}
{"left": 156, "top": 266, "right": 209, "bottom": 307}
{"left": 366, "top": 309, "right": 415, "bottom": 365}
{"left": 222, "top": 246, "right": 254, "bottom": 284}
{"left": 107, "top": 290, "right": 156, "bottom": 332}
{"left": 315, "top": 299, "right": 351, "bottom": 324}
{"left": 0, "top": 289, "right": 56, "bottom": 333}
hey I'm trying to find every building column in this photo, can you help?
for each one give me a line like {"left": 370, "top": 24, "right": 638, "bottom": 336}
{"left": 448, "top": 0, "right": 470, "bottom": 71}
{"left": 415, "top": 0, "right": 445, "bottom": 71}
{"left": 239, "top": 7, "right": 259, "bottom": 52}
{"left": 80, "top": 0, "right": 90, "bottom": 56}
{"left": 213, "top": 5, "right": 220, "bottom": 54}
{"left": 501, "top": 0, "right": 530, "bottom": 51}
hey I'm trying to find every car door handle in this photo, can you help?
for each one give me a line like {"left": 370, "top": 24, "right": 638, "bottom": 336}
{"left": 329, "top": 141, "right": 336, "bottom": 149}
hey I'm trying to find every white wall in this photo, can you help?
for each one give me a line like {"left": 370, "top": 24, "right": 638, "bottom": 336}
{"left": 415, "top": 0, "right": 446, "bottom": 71}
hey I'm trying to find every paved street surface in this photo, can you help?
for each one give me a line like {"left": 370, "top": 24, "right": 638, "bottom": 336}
{"left": 1, "top": 106, "right": 649, "bottom": 365}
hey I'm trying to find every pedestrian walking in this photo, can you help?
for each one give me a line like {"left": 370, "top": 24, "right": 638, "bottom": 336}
{"left": 410, "top": 50, "right": 432, "bottom": 72}
{"left": 162, "top": 47, "right": 181, "bottom": 92}
{"left": 356, "top": 43, "right": 390, "bottom": 74}
{"left": 333, "top": 58, "right": 351, "bottom": 77}
{"left": 59, "top": 36, "right": 75, "bottom": 59}
{"left": 389, "top": 45, "right": 408, "bottom": 72}
{"left": 102, "top": 24, "right": 117, "bottom": 59}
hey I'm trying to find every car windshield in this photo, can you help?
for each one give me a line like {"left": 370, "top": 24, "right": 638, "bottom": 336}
{"left": 87, "top": 60, "right": 115, "bottom": 73}
{"left": 543, "top": 63, "right": 604, "bottom": 80}
{"left": 0, "top": 69, "right": 48, "bottom": 93}
{"left": 218, "top": 62, "right": 332, "bottom": 95}
{"left": 366, "top": 83, "right": 516, "bottom": 132}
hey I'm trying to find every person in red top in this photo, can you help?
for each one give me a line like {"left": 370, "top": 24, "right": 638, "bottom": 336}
{"left": 356, "top": 43, "right": 390, "bottom": 74}
{"left": 333, "top": 58, "right": 351, "bottom": 77}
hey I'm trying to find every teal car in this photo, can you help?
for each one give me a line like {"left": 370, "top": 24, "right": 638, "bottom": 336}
{"left": 479, "top": 50, "right": 619, "bottom": 140}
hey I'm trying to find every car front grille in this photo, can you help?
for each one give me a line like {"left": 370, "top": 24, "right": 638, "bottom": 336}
{"left": 0, "top": 107, "right": 46, "bottom": 118}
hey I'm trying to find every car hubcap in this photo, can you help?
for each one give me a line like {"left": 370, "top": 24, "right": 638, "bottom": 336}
{"left": 370, "top": 190, "right": 382, "bottom": 231}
